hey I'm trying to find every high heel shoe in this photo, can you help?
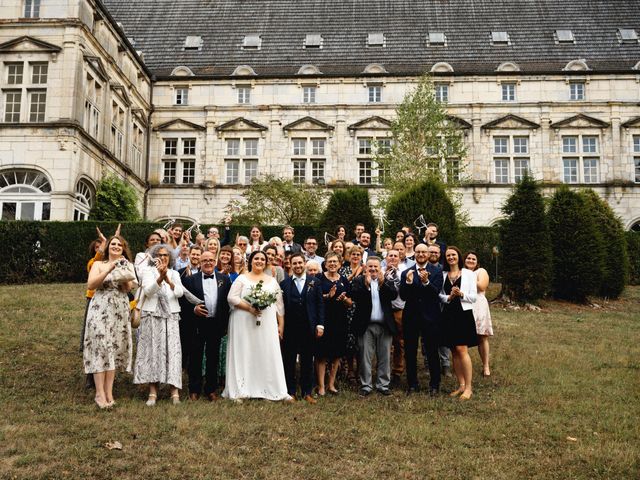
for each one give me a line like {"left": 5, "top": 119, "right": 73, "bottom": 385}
{"left": 449, "top": 385, "right": 466, "bottom": 397}
{"left": 94, "top": 396, "right": 109, "bottom": 409}
{"left": 146, "top": 393, "right": 157, "bottom": 406}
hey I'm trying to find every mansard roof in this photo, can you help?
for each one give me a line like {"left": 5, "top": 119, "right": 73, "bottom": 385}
{"left": 102, "top": 0, "right": 640, "bottom": 78}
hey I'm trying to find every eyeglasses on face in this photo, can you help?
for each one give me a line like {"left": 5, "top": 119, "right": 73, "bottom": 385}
{"left": 157, "top": 253, "right": 170, "bottom": 257}
{"left": 201, "top": 259, "right": 216, "bottom": 263}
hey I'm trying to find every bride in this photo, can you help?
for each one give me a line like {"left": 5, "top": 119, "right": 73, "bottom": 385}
{"left": 223, "top": 250, "right": 291, "bottom": 401}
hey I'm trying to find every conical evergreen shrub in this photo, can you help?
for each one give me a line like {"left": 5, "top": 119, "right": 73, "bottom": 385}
{"left": 579, "top": 189, "right": 628, "bottom": 298}
{"left": 499, "top": 174, "right": 551, "bottom": 302}
{"left": 548, "top": 187, "right": 602, "bottom": 302}
{"left": 320, "top": 187, "right": 376, "bottom": 238}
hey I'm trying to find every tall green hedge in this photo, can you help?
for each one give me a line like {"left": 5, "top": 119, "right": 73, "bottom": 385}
{"left": 626, "top": 231, "right": 640, "bottom": 285}
{"left": 319, "top": 187, "right": 376, "bottom": 239}
{"left": 0, "top": 221, "right": 499, "bottom": 284}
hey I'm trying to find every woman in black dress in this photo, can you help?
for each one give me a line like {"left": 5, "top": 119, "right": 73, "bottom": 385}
{"left": 439, "top": 246, "right": 478, "bottom": 401}
{"left": 316, "top": 252, "right": 352, "bottom": 395}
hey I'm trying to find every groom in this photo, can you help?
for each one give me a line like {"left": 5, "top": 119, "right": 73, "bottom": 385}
{"left": 280, "top": 253, "right": 324, "bottom": 404}
{"left": 181, "top": 251, "right": 231, "bottom": 401}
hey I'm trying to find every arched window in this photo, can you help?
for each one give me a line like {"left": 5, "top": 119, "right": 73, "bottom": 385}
{"left": 74, "top": 178, "right": 94, "bottom": 221}
{"left": 0, "top": 169, "right": 51, "bottom": 220}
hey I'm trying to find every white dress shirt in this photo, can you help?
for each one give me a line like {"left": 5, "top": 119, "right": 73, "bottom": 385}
{"left": 369, "top": 278, "right": 384, "bottom": 323}
{"left": 203, "top": 272, "right": 218, "bottom": 318}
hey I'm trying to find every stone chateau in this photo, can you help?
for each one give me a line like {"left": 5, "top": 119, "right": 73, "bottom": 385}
{"left": 0, "top": 0, "right": 639, "bottom": 230}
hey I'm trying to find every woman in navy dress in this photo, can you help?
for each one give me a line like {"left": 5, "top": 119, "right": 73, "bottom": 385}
{"left": 316, "top": 252, "right": 352, "bottom": 395}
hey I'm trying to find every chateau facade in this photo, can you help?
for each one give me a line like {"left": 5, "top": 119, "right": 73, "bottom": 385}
{"left": 1, "top": 0, "right": 639, "bottom": 229}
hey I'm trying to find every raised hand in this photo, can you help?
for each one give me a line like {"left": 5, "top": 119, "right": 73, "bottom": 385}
{"left": 114, "top": 223, "right": 122, "bottom": 237}
{"left": 328, "top": 284, "right": 337, "bottom": 298}
{"left": 418, "top": 268, "right": 429, "bottom": 283}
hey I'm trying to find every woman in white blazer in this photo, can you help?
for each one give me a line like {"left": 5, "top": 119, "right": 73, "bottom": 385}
{"left": 439, "top": 246, "right": 478, "bottom": 401}
{"left": 133, "top": 244, "right": 184, "bottom": 406}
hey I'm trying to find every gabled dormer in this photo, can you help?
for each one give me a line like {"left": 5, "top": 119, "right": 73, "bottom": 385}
{"left": 84, "top": 55, "right": 108, "bottom": 81}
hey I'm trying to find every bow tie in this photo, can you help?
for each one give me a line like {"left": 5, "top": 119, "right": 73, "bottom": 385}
{"left": 203, "top": 274, "right": 215, "bottom": 279}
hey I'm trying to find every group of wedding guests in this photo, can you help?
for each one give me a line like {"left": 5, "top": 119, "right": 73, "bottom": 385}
{"left": 81, "top": 221, "right": 493, "bottom": 408}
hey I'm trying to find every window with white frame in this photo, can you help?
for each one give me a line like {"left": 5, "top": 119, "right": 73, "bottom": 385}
{"left": 131, "top": 121, "right": 144, "bottom": 177}
{"left": 634, "top": 135, "right": 640, "bottom": 183}
{"left": 175, "top": 87, "right": 189, "bottom": 105}
{"left": 302, "top": 86, "right": 316, "bottom": 104}
{"left": 3, "top": 61, "right": 48, "bottom": 123}
{"left": 237, "top": 86, "right": 251, "bottom": 104}
{"left": 493, "top": 135, "right": 530, "bottom": 183}
{"left": 162, "top": 137, "right": 197, "bottom": 184}
{"left": 23, "top": 0, "right": 40, "bottom": 18}
{"left": 110, "top": 101, "right": 125, "bottom": 159}
{"left": 73, "top": 179, "right": 94, "bottom": 221}
{"left": 569, "top": 81, "right": 585, "bottom": 101}
{"left": 357, "top": 137, "right": 391, "bottom": 185}
{"left": 562, "top": 135, "right": 599, "bottom": 183}
{"left": 291, "top": 137, "right": 326, "bottom": 184}
{"left": 435, "top": 83, "right": 449, "bottom": 103}
{"left": 84, "top": 73, "right": 102, "bottom": 138}
{"left": 224, "top": 138, "right": 259, "bottom": 184}
{"left": 501, "top": 82, "right": 516, "bottom": 102}
{"left": 0, "top": 169, "right": 51, "bottom": 220}
{"left": 368, "top": 85, "right": 382, "bottom": 103}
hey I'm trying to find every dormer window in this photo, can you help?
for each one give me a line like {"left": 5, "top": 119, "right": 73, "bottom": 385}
{"left": 243, "top": 35, "right": 262, "bottom": 50}
{"left": 555, "top": 30, "right": 575, "bottom": 44}
{"left": 491, "top": 31, "right": 510, "bottom": 45}
{"left": 368, "top": 33, "right": 385, "bottom": 47}
{"left": 428, "top": 32, "right": 447, "bottom": 46}
{"left": 304, "top": 34, "right": 323, "bottom": 49}
{"left": 618, "top": 28, "right": 639, "bottom": 43}
{"left": 184, "top": 36, "right": 203, "bottom": 51}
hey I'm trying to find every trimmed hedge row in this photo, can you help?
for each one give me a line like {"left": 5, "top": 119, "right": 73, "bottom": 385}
{"left": 626, "top": 231, "right": 640, "bottom": 285}
{"left": 0, "top": 221, "right": 503, "bottom": 285}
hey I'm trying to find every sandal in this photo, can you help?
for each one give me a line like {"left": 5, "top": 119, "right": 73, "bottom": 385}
{"left": 449, "top": 385, "right": 466, "bottom": 397}
{"left": 146, "top": 393, "right": 157, "bottom": 406}
{"left": 171, "top": 394, "right": 181, "bottom": 405}
{"left": 94, "top": 396, "right": 109, "bottom": 409}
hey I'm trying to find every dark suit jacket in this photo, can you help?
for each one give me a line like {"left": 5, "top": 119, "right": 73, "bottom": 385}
{"left": 399, "top": 262, "right": 444, "bottom": 324}
{"left": 182, "top": 271, "right": 231, "bottom": 333}
{"left": 280, "top": 275, "right": 324, "bottom": 336}
{"left": 351, "top": 275, "right": 398, "bottom": 336}
{"left": 283, "top": 242, "right": 302, "bottom": 254}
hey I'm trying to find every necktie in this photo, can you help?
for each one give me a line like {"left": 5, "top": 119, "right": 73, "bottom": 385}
{"left": 204, "top": 274, "right": 215, "bottom": 279}
{"left": 296, "top": 278, "right": 304, "bottom": 293}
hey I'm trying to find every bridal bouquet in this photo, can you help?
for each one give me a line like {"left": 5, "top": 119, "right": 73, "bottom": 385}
{"left": 243, "top": 280, "right": 278, "bottom": 326}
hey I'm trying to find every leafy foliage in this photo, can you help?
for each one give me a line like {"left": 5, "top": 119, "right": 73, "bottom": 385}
{"left": 499, "top": 174, "right": 551, "bottom": 302}
{"left": 225, "top": 175, "right": 329, "bottom": 226}
{"left": 386, "top": 179, "right": 458, "bottom": 245}
{"left": 89, "top": 176, "right": 141, "bottom": 221}
{"left": 579, "top": 189, "right": 628, "bottom": 298}
{"left": 548, "top": 187, "right": 602, "bottom": 302}
{"left": 375, "top": 75, "right": 467, "bottom": 209}
{"left": 625, "top": 231, "right": 640, "bottom": 285}
{"left": 319, "top": 187, "right": 376, "bottom": 238}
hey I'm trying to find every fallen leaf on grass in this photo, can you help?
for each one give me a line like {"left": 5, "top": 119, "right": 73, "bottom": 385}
{"left": 104, "top": 441, "right": 123, "bottom": 450}
{"left": 566, "top": 436, "right": 577, "bottom": 442}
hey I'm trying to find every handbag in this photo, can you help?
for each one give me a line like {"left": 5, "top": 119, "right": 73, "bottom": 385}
{"left": 111, "top": 260, "right": 137, "bottom": 284}
{"left": 130, "top": 287, "right": 145, "bottom": 329}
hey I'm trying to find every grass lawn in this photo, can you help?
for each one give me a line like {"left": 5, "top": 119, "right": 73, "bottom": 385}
{"left": 1, "top": 283, "right": 639, "bottom": 479}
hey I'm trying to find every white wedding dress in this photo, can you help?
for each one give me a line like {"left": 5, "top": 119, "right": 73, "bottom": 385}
{"left": 222, "top": 274, "right": 291, "bottom": 400}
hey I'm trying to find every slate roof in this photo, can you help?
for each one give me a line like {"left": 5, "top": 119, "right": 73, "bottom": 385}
{"left": 101, "top": 0, "right": 640, "bottom": 78}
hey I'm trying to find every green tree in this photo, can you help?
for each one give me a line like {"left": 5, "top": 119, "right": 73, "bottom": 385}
{"left": 375, "top": 74, "right": 467, "bottom": 215}
{"left": 320, "top": 187, "right": 376, "bottom": 238}
{"left": 225, "top": 174, "right": 328, "bottom": 225}
{"left": 386, "top": 179, "right": 458, "bottom": 245}
{"left": 89, "top": 176, "right": 141, "bottom": 221}
{"left": 579, "top": 189, "right": 628, "bottom": 298}
{"left": 548, "top": 187, "right": 602, "bottom": 302}
{"left": 498, "top": 174, "right": 551, "bottom": 302}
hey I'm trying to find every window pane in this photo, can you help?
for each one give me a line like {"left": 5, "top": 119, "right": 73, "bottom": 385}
{"left": 182, "top": 160, "right": 195, "bottom": 184}
{"left": 292, "top": 139, "right": 306, "bottom": 156}
{"left": 29, "top": 90, "right": 46, "bottom": 122}
{"left": 2, "top": 202, "right": 16, "bottom": 220}
{"left": 225, "top": 160, "right": 239, "bottom": 184}
{"left": 634, "top": 136, "right": 640, "bottom": 153}
{"left": 303, "top": 86, "right": 316, "bottom": 104}
{"left": 292, "top": 160, "right": 306, "bottom": 183}
{"left": 494, "top": 137, "right": 508, "bottom": 154}
{"left": 4, "top": 91, "right": 22, "bottom": 122}
{"left": 7, "top": 64, "right": 23, "bottom": 84}
{"left": 514, "top": 158, "right": 530, "bottom": 182}
{"left": 226, "top": 139, "right": 240, "bottom": 156}
{"left": 244, "top": 160, "right": 258, "bottom": 183}
{"left": 31, "top": 63, "right": 48, "bottom": 84}
{"left": 175, "top": 88, "right": 188, "bottom": 105}
{"left": 311, "top": 160, "right": 325, "bottom": 183}
{"left": 368, "top": 86, "right": 381, "bottom": 103}
{"left": 41, "top": 202, "right": 50, "bottom": 220}
{"left": 20, "top": 202, "right": 35, "bottom": 220}
{"left": 435, "top": 84, "right": 448, "bottom": 103}
{"left": 494, "top": 159, "right": 509, "bottom": 183}
{"left": 163, "top": 161, "right": 176, "bottom": 183}
{"left": 570, "top": 83, "right": 585, "bottom": 100}
{"left": 583, "top": 158, "right": 598, "bottom": 183}
{"left": 582, "top": 136, "right": 598, "bottom": 153}
{"left": 502, "top": 83, "right": 515, "bottom": 101}
{"left": 245, "top": 139, "right": 258, "bottom": 156}
{"left": 635, "top": 157, "right": 640, "bottom": 183}
{"left": 359, "top": 139, "right": 372, "bottom": 155}
{"left": 562, "top": 137, "right": 577, "bottom": 153}
{"left": 311, "top": 139, "right": 325, "bottom": 156}
{"left": 183, "top": 138, "right": 196, "bottom": 155}
{"left": 164, "top": 139, "right": 177, "bottom": 155}
{"left": 513, "top": 137, "right": 528, "bottom": 154}
{"left": 237, "top": 87, "right": 251, "bottom": 104}
{"left": 563, "top": 158, "right": 578, "bottom": 183}
{"left": 359, "top": 160, "right": 373, "bottom": 184}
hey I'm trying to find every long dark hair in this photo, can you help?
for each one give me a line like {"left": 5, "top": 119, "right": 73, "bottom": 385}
{"left": 247, "top": 250, "right": 267, "bottom": 272}
{"left": 443, "top": 246, "right": 464, "bottom": 271}
{"left": 103, "top": 235, "right": 133, "bottom": 262}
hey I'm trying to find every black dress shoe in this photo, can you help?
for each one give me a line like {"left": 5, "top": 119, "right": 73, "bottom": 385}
{"left": 359, "top": 388, "right": 372, "bottom": 397}
{"left": 406, "top": 385, "right": 420, "bottom": 395}
{"left": 428, "top": 387, "right": 440, "bottom": 397}
{"left": 378, "top": 389, "right": 392, "bottom": 396}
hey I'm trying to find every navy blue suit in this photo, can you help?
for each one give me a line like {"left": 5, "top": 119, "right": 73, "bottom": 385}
{"left": 399, "top": 262, "right": 444, "bottom": 390}
{"left": 280, "top": 275, "right": 325, "bottom": 397}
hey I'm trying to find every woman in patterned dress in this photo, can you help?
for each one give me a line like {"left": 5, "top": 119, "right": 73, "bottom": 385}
{"left": 338, "top": 245, "right": 364, "bottom": 383}
{"left": 84, "top": 235, "right": 137, "bottom": 409}
{"left": 134, "top": 244, "right": 184, "bottom": 406}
